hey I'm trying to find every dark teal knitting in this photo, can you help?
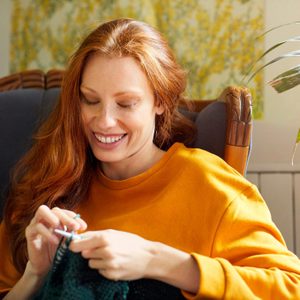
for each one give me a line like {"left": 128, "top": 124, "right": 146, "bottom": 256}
{"left": 33, "top": 237, "right": 129, "bottom": 300}
{"left": 33, "top": 237, "right": 185, "bottom": 300}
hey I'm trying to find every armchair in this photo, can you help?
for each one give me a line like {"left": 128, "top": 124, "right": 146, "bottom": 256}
{"left": 0, "top": 70, "right": 252, "bottom": 220}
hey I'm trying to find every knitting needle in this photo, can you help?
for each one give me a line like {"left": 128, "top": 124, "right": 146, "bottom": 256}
{"left": 54, "top": 228, "right": 83, "bottom": 240}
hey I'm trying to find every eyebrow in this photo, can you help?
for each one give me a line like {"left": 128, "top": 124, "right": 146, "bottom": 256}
{"left": 80, "top": 85, "right": 143, "bottom": 97}
{"left": 80, "top": 85, "right": 97, "bottom": 94}
{"left": 113, "top": 91, "right": 143, "bottom": 98}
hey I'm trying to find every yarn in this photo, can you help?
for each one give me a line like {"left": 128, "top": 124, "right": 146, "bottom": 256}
{"left": 33, "top": 237, "right": 185, "bottom": 300}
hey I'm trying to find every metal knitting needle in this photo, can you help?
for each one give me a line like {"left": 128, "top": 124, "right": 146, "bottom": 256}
{"left": 54, "top": 228, "right": 83, "bottom": 240}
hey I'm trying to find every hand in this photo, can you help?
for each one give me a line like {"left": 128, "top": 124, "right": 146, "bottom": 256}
{"left": 69, "top": 229, "right": 156, "bottom": 281}
{"left": 25, "top": 205, "right": 87, "bottom": 277}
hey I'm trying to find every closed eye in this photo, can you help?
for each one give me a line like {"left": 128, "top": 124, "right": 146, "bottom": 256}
{"left": 117, "top": 97, "right": 140, "bottom": 109}
{"left": 117, "top": 102, "right": 137, "bottom": 109}
{"left": 81, "top": 96, "right": 99, "bottom": 105}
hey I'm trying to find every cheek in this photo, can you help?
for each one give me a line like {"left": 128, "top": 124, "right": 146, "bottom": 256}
{"left": 80, "top": 107, "right": 92, "bottom": 126}
{"left": 80, "top": 111, "right": 92, "bottom": 137}
{"left": 128, "top": 109, "right": 156, "bottom": 130}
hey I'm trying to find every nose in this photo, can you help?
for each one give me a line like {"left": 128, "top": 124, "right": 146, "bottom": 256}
{"left": 95, "top": 106, "right": 117, "bottom": 128}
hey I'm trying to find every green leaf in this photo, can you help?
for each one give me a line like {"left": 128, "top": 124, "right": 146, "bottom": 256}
{"left": 257, "top": 21, "right": 300, "bottom": 39}
{"left": 291, "top": 128, "right": 300, "bottom": 165}
{"left": 268, "top": 64, "right": 300, "bottom": 93}
{"left": 243, "top": 36, "right": 300, "bottom": 81}
{"left": 242, "top": 21, "right": 300, "bottom": 83}
{"left": 246, "top": 50, "right": 300, "bottom": 83}
{"left": 296, "top": 129, "right": 300, "bottom": 144}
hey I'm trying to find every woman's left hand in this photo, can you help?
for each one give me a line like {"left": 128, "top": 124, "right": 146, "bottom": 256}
{"left": 69, "top": 229, "right": 156, "bottom": 281}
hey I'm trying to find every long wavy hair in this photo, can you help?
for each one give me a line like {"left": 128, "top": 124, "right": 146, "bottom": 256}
{"left": 4, "top": 18, "right": 196, "bottom": 273}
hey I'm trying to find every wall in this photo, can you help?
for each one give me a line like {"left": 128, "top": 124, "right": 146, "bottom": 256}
{"left": 0, "top": 0, "right": 11, "bottom": 77}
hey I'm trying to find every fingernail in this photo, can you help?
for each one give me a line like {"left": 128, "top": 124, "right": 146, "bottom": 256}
{"left": 74, "top": 223, "right": 80, "bottom": 230}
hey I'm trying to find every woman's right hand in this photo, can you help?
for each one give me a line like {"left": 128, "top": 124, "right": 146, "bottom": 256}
{"left": 24, "top": 205, "right": 87, "bottom": 277}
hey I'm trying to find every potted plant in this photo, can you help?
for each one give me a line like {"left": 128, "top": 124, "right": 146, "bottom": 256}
{"left": 243, "top": 21, "right": 300, "bottom": 163}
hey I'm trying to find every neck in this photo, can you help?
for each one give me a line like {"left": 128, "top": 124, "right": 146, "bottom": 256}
{"left": 101, "top": 143, "right": 165, "bottom": 180}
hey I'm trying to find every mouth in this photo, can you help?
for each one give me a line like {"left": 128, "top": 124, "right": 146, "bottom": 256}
{"left": 94, "top": 133, "right": 127, "bottom": 144}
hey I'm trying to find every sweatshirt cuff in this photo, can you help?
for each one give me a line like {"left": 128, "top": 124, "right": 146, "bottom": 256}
{"left": 181, "top": 253, "right": 226, "bottom": 299}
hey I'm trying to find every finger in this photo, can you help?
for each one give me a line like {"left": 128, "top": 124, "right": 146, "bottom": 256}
{"left": 70, "top": 231, "right": 109, "bottom": 252}
{"left": 60, "top": 210, "right": 88, "bottom": 231}
{"left": 99, "top": 269, "right": 120, "bottom": 281}
{"left": 88, "top": 258, "right": 122, "bottom": 279}
{"left": 30, "top": 206, "right": 87, "bottom": 238}
{"left": 87, "top": 259, "right": 120, "bottom": 280}
{"left": 81, "top": 248, "right": 100, "bottom": 259}
{"left": 33, "top": 205, "right": 60, "bottom": 229}
{"left": 51, "top": 207, "right": 82, "bottom": 231}
{"left": 81, "top": 247, "right": 113, "bottom": 260}
{"left": 88, "top": 258, "right": 107, "bottom": 270}
{"left": 26, "top": 221, "right": 60, "bottom": 245}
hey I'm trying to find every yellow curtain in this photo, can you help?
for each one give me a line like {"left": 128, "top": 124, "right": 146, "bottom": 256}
{"left": 10, "top": 0, "right": 264, "bottom": 118}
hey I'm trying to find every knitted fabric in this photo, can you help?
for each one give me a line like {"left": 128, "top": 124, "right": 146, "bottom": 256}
{"left": 33, "top": 238, "right": 185, "bottom": 300}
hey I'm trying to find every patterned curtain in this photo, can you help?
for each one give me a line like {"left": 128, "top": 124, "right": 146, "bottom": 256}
{"left": 10, "top": 0, "right": 264, "bottom": 118}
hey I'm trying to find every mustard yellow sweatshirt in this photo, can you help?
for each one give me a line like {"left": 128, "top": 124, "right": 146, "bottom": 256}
{"left": 1, "top": 143, "right": 300, "bottom": 299}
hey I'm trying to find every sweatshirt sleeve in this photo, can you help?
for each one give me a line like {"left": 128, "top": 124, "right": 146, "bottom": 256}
{"left": 0, "top": 222, "right": 21, "bottom": 296}
{"left": 182, "top": 185, "right": 300, "bottom": 299}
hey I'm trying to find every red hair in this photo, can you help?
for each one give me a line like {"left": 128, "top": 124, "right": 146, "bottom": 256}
{"left": 4, "top": 18, "right": 195, "bottom": 272}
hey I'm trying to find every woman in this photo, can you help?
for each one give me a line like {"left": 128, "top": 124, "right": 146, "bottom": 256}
{"left": 1, "top": 18, "right": 300, "bottom": 299}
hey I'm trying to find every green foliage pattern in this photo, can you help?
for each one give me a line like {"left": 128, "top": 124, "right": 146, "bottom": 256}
{"left": 10, "top": 0, "right": 264, "bottom": 118}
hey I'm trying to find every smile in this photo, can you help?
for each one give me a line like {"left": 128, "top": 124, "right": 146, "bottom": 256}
{"left": 94, "top": 133, "right": 126, "bottom": 144}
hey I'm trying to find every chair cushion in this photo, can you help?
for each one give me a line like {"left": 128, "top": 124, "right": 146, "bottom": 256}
{"left": 192, "top": 101, "right": 226, "bottom": 158}
{"left": 0, "top": 88, "right": 59, "bottom": 219}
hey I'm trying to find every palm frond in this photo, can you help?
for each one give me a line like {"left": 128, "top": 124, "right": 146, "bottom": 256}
{"left": 292, "top": 128, "right": 300, "bottom": 165}
{"left": 268, "top": 64, "right": 300, "bottom": 93}
{"left": 257, "top": 21, "right": 300, "bottom": 39}
{"left": 246, "top": 50, "right": 300, "bottom": 83}
{"left": 246, "top": 21, "right": 300, "bottom": 164}
{"left": 242, "top": 36, "right": 300, "bottom": 82}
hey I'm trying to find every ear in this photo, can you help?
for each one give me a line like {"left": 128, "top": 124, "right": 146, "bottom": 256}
{"left": 154, "top": 103, "right": 164, "bottom": 115}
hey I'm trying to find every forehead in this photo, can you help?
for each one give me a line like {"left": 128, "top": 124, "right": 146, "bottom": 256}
{"left": 81, "top": 54, "right": 150, "bottom": 91}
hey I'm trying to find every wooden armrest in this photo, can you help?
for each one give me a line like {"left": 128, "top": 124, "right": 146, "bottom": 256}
{"left": 219, "top": 86, "right": 252, "bottom": 147}
{"left": 219, "top": 86, "right": 252, "bottom": 174}
{"left": 46, "top": 69, "right": 65, "bottom": 89}
{"left": 0, "top": 70, "right": 45, "bottom": 91}
{"left": 0, "top": 69, "right": 65, "bottom": 91}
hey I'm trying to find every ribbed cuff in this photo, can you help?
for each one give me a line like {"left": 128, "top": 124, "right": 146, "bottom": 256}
{"left": 181, "top": 253, "right": 226, "bottom": 299}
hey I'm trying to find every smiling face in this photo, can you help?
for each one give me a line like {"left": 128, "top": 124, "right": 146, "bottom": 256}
{"left": 80, "top": 54, "right": 164, "bottom": 178}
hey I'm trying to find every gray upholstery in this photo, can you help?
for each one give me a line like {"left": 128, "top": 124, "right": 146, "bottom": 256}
{"left": 0, "top": 89, "right": 226, "bottom": 219}
{"left": 0, "top": 89, "right": 59, "bottom": 219}
{"left": 192, "top": 102, "right": 226, "bottom": 158}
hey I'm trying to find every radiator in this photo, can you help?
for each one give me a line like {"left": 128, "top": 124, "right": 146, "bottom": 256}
{"left": 246, "top": 170, "right": 300, "bottom": 257}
